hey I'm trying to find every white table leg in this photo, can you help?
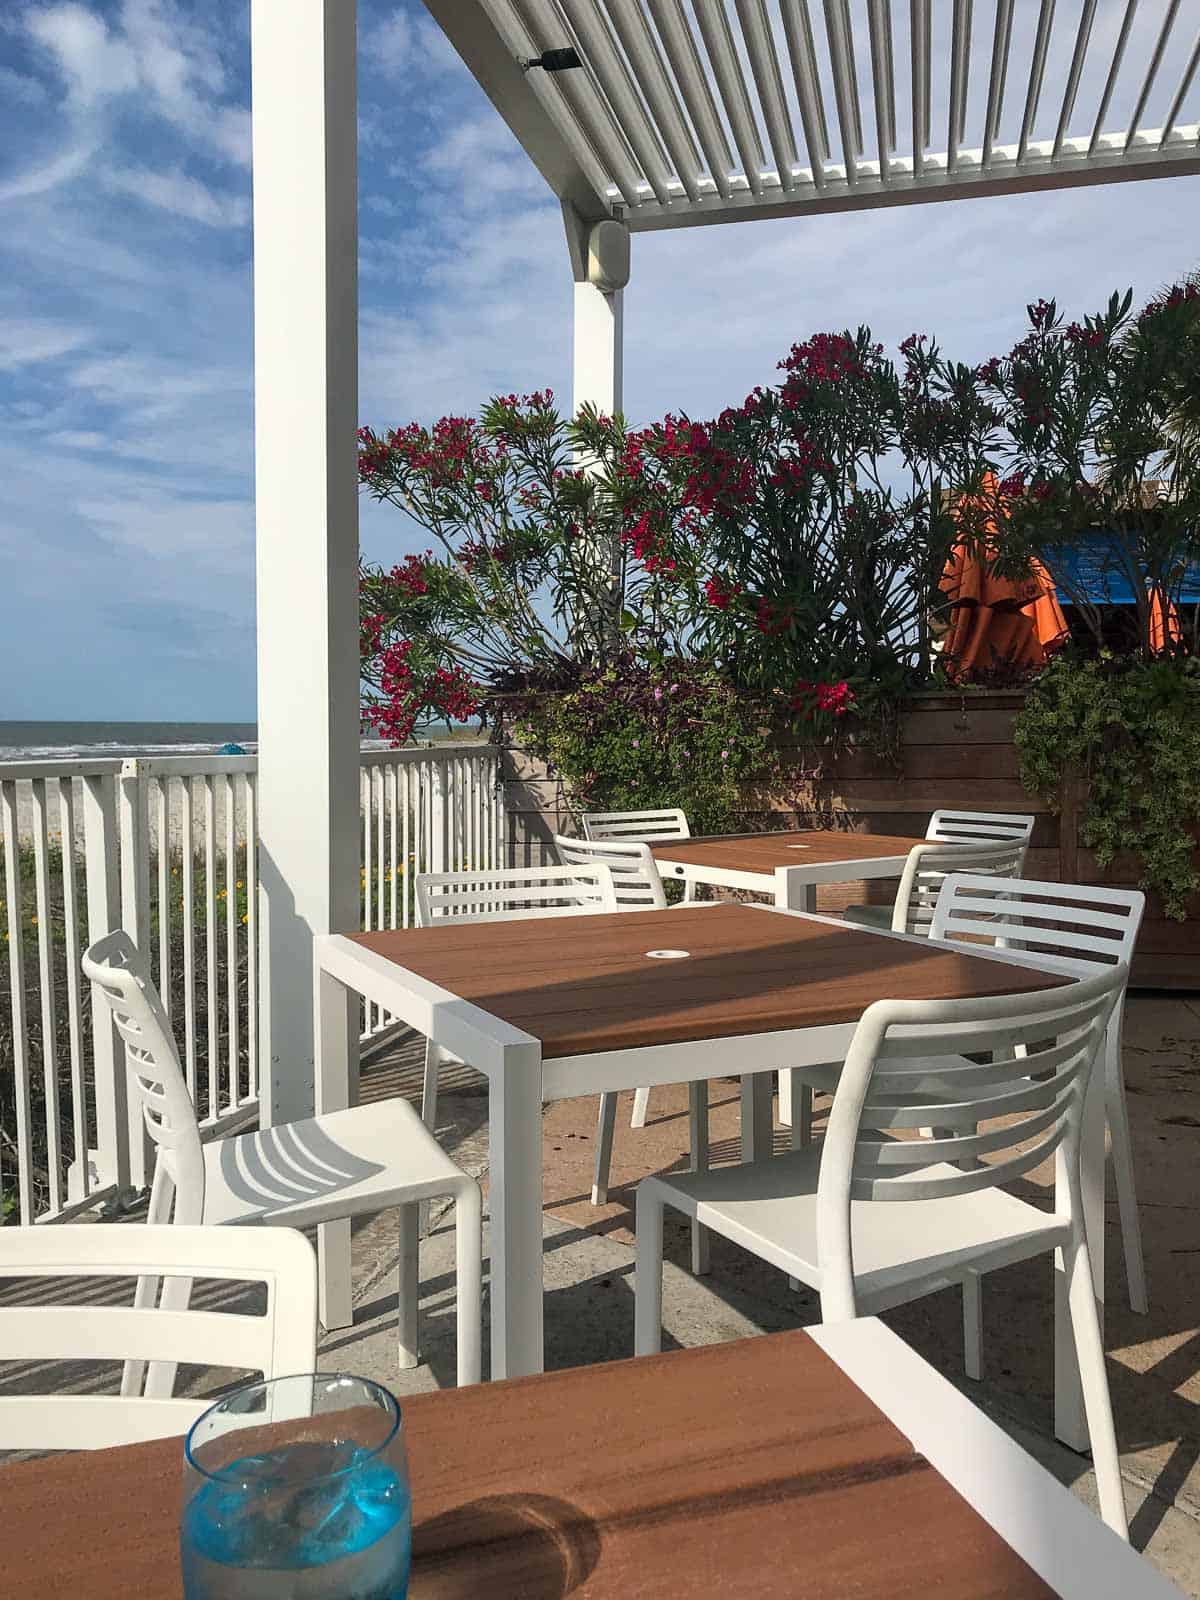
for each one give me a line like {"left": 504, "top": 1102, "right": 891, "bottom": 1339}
{"left": 1055, "top": 1049, "right": 1106, "bottom": 1450}
{"left": 314, "top": 962, "right": 357, "bottom": 1331}
{"left": 775, "top": 869, "right": 817, "bottom": 914}
{"left": 488, "top": 1045, "right": 545, "bottom": 1379}
{"left": 740, "top": 1072, "right": 774, "bottom": 1163}
{"left": 775, "top": 872, "right": 815, "bottom": 1133}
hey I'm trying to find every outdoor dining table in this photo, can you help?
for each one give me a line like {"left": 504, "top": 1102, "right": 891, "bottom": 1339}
{"left": 649, "top": 826, "right": 930, "bottom": 910}
{"left": 4, "top": 1320, "right": 1176, "bottom": 1599}
{"left": 313, "top": 900, "right": 1105, "bottom": 1453}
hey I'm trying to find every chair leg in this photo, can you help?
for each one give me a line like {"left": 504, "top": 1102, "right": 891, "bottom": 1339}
{"left": 963, "top": 1269, "right": 983, "bottom": 1381}
{"left": 630, "top": 1086, "right": 651, "bottom": 1129}
{"left": 1065, "top": 1233, "right": 1129, "bottom": 1539}
{"left": 592, "top": 1092, "right": 619, "bottom": 1206}
{"left": 634, "top": 1183, "right": 666, "bottom": 1356}
{"left": 397, "top": 1202, "right": 420, "bottom": 1370}
{"left": 123, "top": 1163, "right": 177, "bottom": 1399}
{"left": 1106, "top": 1033, "right": 1148, "bottom": 1314}
{"left": 688, "top": 1080, "right": 710, "bottom": 1276}
{"left": 454, "top": 1182, "right": 483, "bottom": 1387}
{"left": 422, "top": 1040, "right": 441, "bottom": 1132}
{"left": 318, "top": 1217, "right": 354, "bottom": 1331}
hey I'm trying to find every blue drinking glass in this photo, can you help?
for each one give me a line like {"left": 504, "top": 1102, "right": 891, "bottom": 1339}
{"left": 181, "top": 1372, "right": 411, "bottom": 1599}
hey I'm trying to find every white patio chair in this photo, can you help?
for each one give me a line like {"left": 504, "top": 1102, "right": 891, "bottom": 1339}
{"left": 581, "top": 807, "right": 691, "bottom": 844}
{"left": 930, "top": 874, "right": 1148, "bottom": 1318}
{"left": 553, "top": 835, "right": 708, "bottom": 1213}
{"left": 415, "top": 861, "right": 620, "bottom": 1216}
{"left": 841, "top": 836, "right": 1027, "bottom": 934}
{"left": 0, "top": 1223, "right": 316, "bottom": 1451}
{"left": 582, "top": 807, "right": 697, "bottom": 904}
{"left": 82, "top": 931, "right": 482, "bottom": 1390}
{"left": 634, "top": 965, "right": 1129, "bottom": 1538}
{"left": 926, "top": 808, "right": 1037, "bottom": 846}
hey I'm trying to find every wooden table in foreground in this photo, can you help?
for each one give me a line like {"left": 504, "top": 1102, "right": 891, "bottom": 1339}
{"left": 313, "top": 900, "right": 1106, "bottom": 1455}
{"left": 4, "top": 1322, "right": 1177, "bottom": 1599}
{"left": 650, "top": 828, "right": 928, "bottom": 910}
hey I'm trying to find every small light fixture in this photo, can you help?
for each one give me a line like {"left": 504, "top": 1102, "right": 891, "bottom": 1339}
{"left": 522, "top": 47, "right": 582, "bottom": 73}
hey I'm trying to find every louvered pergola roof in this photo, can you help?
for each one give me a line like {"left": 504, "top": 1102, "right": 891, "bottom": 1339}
{"left": 426, "top": 1, "right": 1200, "bottom": 230}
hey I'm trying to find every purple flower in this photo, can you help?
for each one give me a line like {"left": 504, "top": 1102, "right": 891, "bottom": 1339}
{"left": 669, "top": 682, "right": 679, "bottom": 693}
{"left": 632, "top": 738, "right": 640, "bottom": 748}
{"left": 653, "top": 687, "right": 663, "bottom": 701}
{"left": 720, "top": 749, "right": 729, "bottom": 760}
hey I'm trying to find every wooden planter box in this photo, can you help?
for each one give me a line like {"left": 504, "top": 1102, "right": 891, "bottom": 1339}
{"left": 501, "top": 689, "right": 1198, "bottom": 990}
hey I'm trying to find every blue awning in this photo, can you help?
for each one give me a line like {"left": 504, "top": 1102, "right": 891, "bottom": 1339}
{"left": 1050, "top": 530, "right": 1200, "bottom": 605}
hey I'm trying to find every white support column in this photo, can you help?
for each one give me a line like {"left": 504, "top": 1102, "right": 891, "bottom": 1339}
{"left": 565, "top": 201, "right": 626, "bottom": 418}
{"left": 573, "top": 279, "right": 623, "bottom": 417}
{"left": 252, "top": 0, "right": 361, "bottom": 1127}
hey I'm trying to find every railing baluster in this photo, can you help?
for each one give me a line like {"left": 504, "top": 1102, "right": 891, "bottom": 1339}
{"left": 245, "top": 772, "right": 258, "bottom": 1104}
{"left": 157, "top": 778, "right": 172, "bottom": 1016}
{"left": 32, "top": 780, "right": 63, "bottom": 1213}
{"left": 388, "top": 765, "right": 398, "bottom": 929}
{"left": 224, "top": 772, "right": 238, "bottom": 1112}
{"left": 204, "top": 775, "right": 218, "bottom": 1124}
{"left": 58, "top": 779, "right": 88, "bottom": 1200}
{"left": 402, "top": 763, "right": 412, "bottom": 927}
{"left": 1, "top": 779, "right": 35, "bottom": 1222}
{"left": 83, "top": 770, "right": 126, "bottom": 1196}
{"left": 181, "top": 778, "right": 197, "bottom": 1100}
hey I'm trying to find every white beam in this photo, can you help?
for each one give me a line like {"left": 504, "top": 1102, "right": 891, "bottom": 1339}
{"left": 251, "top": 0, "right": 360, "bottom": 1127}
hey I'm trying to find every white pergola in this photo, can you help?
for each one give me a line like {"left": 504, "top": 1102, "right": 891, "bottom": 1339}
{"left": 249, "top": 0, "right": 1199, "bottom": 1375}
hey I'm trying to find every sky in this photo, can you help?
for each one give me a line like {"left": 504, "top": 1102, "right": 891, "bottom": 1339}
{"left": 1, "top": 0, "right": 1199, "bottom": 721}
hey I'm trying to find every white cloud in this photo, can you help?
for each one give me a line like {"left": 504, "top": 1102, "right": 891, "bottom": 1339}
{"left": 369, "top": 10, "right": 412, "bottom": 78}
{"left": 105, "top": 164, "right": 250, "bottom": 227}
{"left": 82, "top": 489, "right": 252, "bottom": 572}
{"left": 26, "top": 3, "right": 138, "bottom": 103}
{"left": 0, "top": 64, "right": 48, "bottom": 104}
{"left": 0, "top": 133, "right": 99, "bottom": 201}
{"left": 24, "top": 0, "right": 250, "bottom": 168}
{"left": 0, "top": 316, "right": 88, "bottom": 368}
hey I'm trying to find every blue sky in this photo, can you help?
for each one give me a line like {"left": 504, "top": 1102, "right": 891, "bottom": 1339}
{"left": 1, "top": 0, "right": 1199, "bottom": 720}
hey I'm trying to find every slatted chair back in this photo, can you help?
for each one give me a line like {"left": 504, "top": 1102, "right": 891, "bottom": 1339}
{"left": 925, "top": 809, "right": 1035, "bottom": 852}
{"left": 890, "top": 839, "right": 1026, "bottom": 936}
{"left": 554, "top": 835, "right": 667, "bottom": 911}
{"left": 582, "top": 808, "right": 691, "bottom": 844}
{"left": 82, "top": 931, "right": 205, "bottom": 1223}
{"left": 928, "top": 874, "right": 1145, "bottom": 978}
{"left": 0, "top": 1224, "right": 317, "bottom": 1450}
{"left": 415, "top": 863, "right": 617, "bottom": 926}
{"left": 816, "top": 965, "right": 1125, "bottom": 1320}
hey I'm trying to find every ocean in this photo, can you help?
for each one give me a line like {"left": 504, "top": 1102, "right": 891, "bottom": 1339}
{"left": 0, "top": 719, "right": 483, "bottom": 761}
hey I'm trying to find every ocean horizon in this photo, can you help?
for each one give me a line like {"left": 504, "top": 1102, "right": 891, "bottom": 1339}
{"left": 0, "top": 719, "right": 484, "bottom": 762}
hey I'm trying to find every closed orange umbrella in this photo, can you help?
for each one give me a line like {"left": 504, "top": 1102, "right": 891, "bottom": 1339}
{"left": 939, "top": 473, "right": 1068, "bottom": 681}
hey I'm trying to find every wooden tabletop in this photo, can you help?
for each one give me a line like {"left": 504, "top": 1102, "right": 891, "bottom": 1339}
{"left": 4, "top": 1331, "right": 1054, "bottom": 1599}
{"left": 348, "top": 902, "right": 1066, "bottom": 1059}
{"left": 650, "top": 829, "right": 926, "bottom": 871}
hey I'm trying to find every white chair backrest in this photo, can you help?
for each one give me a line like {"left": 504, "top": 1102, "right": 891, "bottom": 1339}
{"left": 926, "top": 809, "right": 1036, "bottom": 848}
{"left": 582, "top": 808, "right": 691, "bottom": 843}
{"left": 82, "top": 930, "right": 204, "bottom": 1221}
{"left": 891, "top": 839, "right": 1026, "bottom": 936}
{"left": 929, "top": 874, "right": 1145, "bottom": 978}
{"left": 817, "top": 966, "right": 1125, "bottom": 1320}
{"left": 415, "top": 863, "right": 617, "bottom": 926}
{"left": 0, "top": 1224, "right": 316, "bottom": 1450}
{"left": 553, "top": 835, "right": 667, "bottom": 911}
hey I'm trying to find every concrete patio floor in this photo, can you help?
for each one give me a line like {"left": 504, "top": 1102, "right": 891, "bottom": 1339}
{"left": 339, "top": 993, "right": 1200, "bottom": 1596}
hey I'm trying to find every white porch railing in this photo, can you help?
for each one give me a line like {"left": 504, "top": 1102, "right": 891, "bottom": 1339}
{"left": 0, "top": 743, "right": 503, "bottom": 1225}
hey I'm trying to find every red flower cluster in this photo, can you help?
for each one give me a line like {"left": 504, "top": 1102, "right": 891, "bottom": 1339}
{"left": 997, "top": 472, "right": 1026, "bottom": 500}
{"left": 366, "top": 640, "right": 481, "bottom": 747}
{"left": 976, "top": 357, "right": 1002, "bottom": 385}
{"left": 1065, "top": 321, "right": 1105, "bottom": 349}
{"left": 754, "top": 598, "right": 793, "bottom": 637}
{"left": 791, "top": 679, "right": 855, "bottom": 719}
{"left": 359, "top": 611, "right": 385, "bottom": 659}
{"left": 769, "top": 436, "right": 828, "bottom": 493}
{"left": 1137, "top": 281, "right": 1200, "bottom": 327}
{"left": 703, "top": 575, "right": 741, "bottom": 610}
{"left": 1028, "top": 298, "right": 1056, "bottom": 330}
{"left": 494, "top": 389, "right": 554, "bottom": 409}
{"left": 387, "top": 553, "right": 431, "bottom": 598}
{"left": 779, "top": 332, "right": 863, "bottom": 394}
